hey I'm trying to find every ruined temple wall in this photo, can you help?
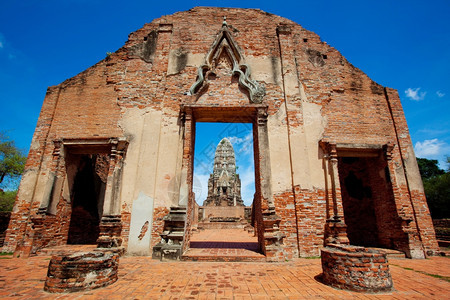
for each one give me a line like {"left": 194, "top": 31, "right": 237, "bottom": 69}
{"left": 2, "top": 62, "right": 123, "bottom": 253}
{"left": 49, "top": 64, "right": 122, "bottom": 139}
{"left": 118, "top": 108, "right": 183, "bottom": 254}
{"left": 105, "top": 8, "right": 398, "bottom": 257}
{"left": 3, "top": 32, "right": 187, "bottom": 254}
{"left": 384, "top": 89, "right": 438, "bottom": 254}
{"left": 4, "top": 7, "right": 437, "bottom": 257}
{"left": 269, "top": 18, "right": 437, "bottom": 256}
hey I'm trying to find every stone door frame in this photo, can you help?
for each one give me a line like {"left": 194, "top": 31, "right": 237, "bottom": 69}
{"left": 10, "top": 137, "right": 128, "bottom": 257}
{"left": 179, "top": 104, "right": 273, "bottom": 255}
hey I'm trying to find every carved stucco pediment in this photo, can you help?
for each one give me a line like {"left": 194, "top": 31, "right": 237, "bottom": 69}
{"left": 188, "top": 18, "right": 266, "bottom": 104}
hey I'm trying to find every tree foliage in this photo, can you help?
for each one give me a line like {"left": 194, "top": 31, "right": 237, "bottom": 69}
{"left": 0, "top": 132, "right": 27, "bottom": 187}
{"left": 423, "top": 173, "right": 450, "bottom": 219}
{"left": 417, "top": 158, "right": 445, "bottom": 179}
{"left": 0, "top": 190, "right": 16, "bottom": 212}
{"left": 417, "top": 157, "right": 450, "bottom": 219}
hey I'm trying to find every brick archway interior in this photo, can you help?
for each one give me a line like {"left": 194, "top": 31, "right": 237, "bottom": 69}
{"left": 337, "top": 155, "right": 407, "bottom": 250}
{"left": 66, "top": 153, "right": 109, "bottom": 244}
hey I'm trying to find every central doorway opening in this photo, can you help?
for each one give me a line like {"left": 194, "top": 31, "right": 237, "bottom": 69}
{"left": 186, "top": 121, "right": 263, "bottom": 259}
{"left": 66, "top": 153, "right": 108, "bottom": 245}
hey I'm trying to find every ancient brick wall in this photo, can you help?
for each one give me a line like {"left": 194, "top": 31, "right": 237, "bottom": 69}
{"left": 433, "top": 219, "right": 450, "bottom": 241}
{"left": 3, "top": 7, "right": 437, "bottom": 259}
{"left": 151, "top": 207, "right": 169, "bottom": 249}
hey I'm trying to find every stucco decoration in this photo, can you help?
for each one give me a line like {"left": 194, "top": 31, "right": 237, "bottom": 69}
{"left": 188, "top": 18, "right": 266, "bottom": 103}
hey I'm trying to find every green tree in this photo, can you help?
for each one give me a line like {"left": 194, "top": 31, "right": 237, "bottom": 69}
{"left": 0, "top": 190, "right": 16, "bottom": 212}
{"left": 423, "top": 173, "right": 450, "bottom": 219}
{"left": 417, "top": 157, "right": 450, "bottom": 219}
{"left": 0, "top": 132, "right": 27, "bottom": 187}
{"left": 416, "top": 158, "right": 444, "bottom": 179}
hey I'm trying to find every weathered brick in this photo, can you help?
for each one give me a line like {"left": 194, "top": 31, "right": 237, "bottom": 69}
{"left": 1, "top": 7, "right": 438, "bottom": 261}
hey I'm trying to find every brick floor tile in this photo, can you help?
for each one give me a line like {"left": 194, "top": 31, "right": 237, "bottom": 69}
{"left": 0, "top": 255, "right": 449, "bottom": 299}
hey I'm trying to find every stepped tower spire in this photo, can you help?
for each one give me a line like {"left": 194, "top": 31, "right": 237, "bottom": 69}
{"left": 203, "top": 138, "right": 244, "bottom": 206}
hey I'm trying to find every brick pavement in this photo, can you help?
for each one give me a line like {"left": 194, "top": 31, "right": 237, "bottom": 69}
{"left": 190, "top": 229, "right": 257, "bottom": 243}
{"left": 183, "top": 228, "right": 263, "bottom": 261}
{"left": 0, "top": 254, "right": 449, "bottom": 299}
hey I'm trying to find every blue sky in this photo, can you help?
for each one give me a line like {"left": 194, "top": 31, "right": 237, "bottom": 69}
{"left": 1, "top": 0, "right": 449, "bottom": 192}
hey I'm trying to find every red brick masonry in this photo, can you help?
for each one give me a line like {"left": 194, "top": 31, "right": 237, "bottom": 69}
{"left": 44, "top": 251, "right": 119, "bottom": 293}
{"left": 321, "top": 244, "right": 393, "bottom": 292}
{"left": 2, "top": 7, "right": 438, "bottom": 260}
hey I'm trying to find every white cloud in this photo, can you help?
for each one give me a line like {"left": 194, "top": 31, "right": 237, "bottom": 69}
{"left": 0, "top": 32, "right": 5, "bottom": 49}
{"left": 225, "top": 133, "right": 255, "bottom": 205}
{"left": 227, "top": 136, "right": 244, "bottom": 144}
{"left": 239, "top": 165, "right": 256, "bottom": 206}
{"left": 405, "top": 87, "right": 426, "bottom": 101}
{"left": 414, "top": 138, "right": 446, "bottom": 158}
{"left": 436, "top": 91, "right": 445, "bottom": 98}
{"left": 417, "top": 128, "right": 449, "bottom": 136}
{"left": 0, "top": 33, "right": 18, "bottom": 60}
{"left": 193, "top": 173, "right": 210, "bottom": 204}
{"left": 226, "top": 133, "right": 256, "bottom": 205}
{"left": 227, "top": 132, "right": 253, "bottom": 156}
{"left": 414, "top": 139, "right": 450, "bottom": 169}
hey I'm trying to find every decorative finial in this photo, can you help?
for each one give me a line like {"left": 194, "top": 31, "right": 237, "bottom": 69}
{"left": 222, "top": 16, "right": 227, "bottom": 27}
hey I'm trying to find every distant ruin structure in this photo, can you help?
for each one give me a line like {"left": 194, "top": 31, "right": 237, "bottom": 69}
{"left": 2, "top": 7, "right": 439, "bottom": 261}
{"left": 203, "top": 138, "right": 244, "bottom": 207}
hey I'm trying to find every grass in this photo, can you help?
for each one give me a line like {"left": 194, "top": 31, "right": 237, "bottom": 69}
{"left": 421, "top": 272, "right": 449, "bottom": 281}
{"left": 0, "top": 252, "right": 13, "bottom": 259}
{"left": 391, "top": 264, "right": 450, "bottom": 283}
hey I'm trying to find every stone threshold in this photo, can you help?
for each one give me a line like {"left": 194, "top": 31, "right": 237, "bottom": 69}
{"left": 182, "top": 247, "right": 265, "bottom": 262}
{"left": 367, "top": 247, "right": 406, "bottom": 259}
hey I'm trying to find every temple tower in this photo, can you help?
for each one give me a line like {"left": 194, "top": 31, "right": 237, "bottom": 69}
{"left": 203, "top": 138, "right": 244, "bottom": 206}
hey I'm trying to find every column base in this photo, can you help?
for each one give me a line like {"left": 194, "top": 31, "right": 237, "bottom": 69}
{"left": 262, "top": 210, "right": 286, "bottom": 262}
{"left": 97, "top": 215, "right": 123, "bottom": 249}
{"left": 324, "top": 217, "right": 349, "bottom": 245}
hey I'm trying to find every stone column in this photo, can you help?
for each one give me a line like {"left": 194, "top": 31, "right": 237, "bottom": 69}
{"left": 384, "top": 143, "right": 425, "bottom": 258}
{"left": 29, "top": 141, "right": 65, "bottom": 255}
{"left": 256, "top": 107, "right": 273, "bottom": 211}
{"left": 47, "top": 141, "right": 66, "bottom": 215}
{"left": 256, "top": 107, "right": 286, "bottom": 261}
{"left": 179, "top": 108, "right": 194, "bottom": 207}
{"left": 37, "top": 140, "right": 63, "bottom": 215}
{"left": 97, "top": 139, "right": 126, "bottom": 249}
{"left": 179, "top": 107, "right": 194, "bottom": 253}
{"left": 324, "top": 143, "right": 349, "bottom": 245}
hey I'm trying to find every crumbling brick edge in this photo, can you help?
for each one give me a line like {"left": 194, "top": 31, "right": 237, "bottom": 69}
{"left": 320, "top": 244, "right": 393, "bottom": 292}
{"left": 44, "top": 250, "right": 120, "bottom": 293}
